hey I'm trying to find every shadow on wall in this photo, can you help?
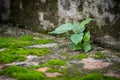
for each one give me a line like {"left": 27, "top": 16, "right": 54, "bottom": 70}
{"left": 9, "top": 0, "right": 58, "bottom": 31}
{"left": 0, "top": 0, "right": 10, "bottom": 24}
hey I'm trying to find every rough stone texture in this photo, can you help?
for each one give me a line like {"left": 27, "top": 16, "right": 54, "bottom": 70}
{"left": 36, "top": 67, "right": 50, "bottom": 73}
{"left": 6, "top": 55, "right": 40, "bottom": 67}
{"left": 0, "top": 0, "right": 120, "bottom": 49}
{"left": 27, "top": 43, "right": 58, "bottom": 49}
{"left": 45, "top": 72, "right": 62, "bottom": 78}
{"left": 81, "top": 58, "right": 111, "bottom": 70}
{"left": 10, "top": 0, "right": 58, "bottom": 31}
{"left": 0, "top": 76, "right": 15, "bottom": 80}
{"left": 105, "top": 72, "right": 120, "bottom": 79}
{"left": 58, "top": 0, "right": 120, "bottom": 26}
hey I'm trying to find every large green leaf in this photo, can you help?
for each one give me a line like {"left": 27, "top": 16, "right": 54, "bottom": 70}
{"left": 69, "top": 43, "right": 82, "bottom": 50}
{"left": 79, "top": 27, "right": 85, "bottom": 33}
{"left": 83, "top": 42, "right": 92, "bottom": 52}
{"left": 49, "top": 23, "right": 73, "bottom": 34}
{"left": 70, "top": 33, "right": 84, "bottom": 44}
{"left": 73, "top": 22, "right": 85, "bottom": 33}
{"left": 83, "top": 31, "right": 90, "bottom": 42}
{"left": 80, "top": 18, "right": 94, "bottom": 27}
{"left": 73, "top": 22, "right": 80, "bottom": 28}
{"left": 72, "top": 22, "right": 80, "bottom": 33}
{"left": 78, "top": 18, "right": 93, "bottom": 33}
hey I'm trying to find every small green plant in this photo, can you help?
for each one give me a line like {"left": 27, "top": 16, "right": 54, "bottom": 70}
{"left": 2, "top": 66, "right": 46, "bottom": 80}
{"left": 50, "top": 18, "right": 94, "bottom": 52}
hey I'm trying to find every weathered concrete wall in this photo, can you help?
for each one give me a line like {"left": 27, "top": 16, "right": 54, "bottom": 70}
{"left": 10, "top": 0, "right": 58, "bottom": 31}
{"left": 0, "top": 0, "right": 120, "bottom": 49}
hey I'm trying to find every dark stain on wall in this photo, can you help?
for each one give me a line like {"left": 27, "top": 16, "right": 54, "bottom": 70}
{"left": 9, "top": 0, "right": 58, "bottom": 31}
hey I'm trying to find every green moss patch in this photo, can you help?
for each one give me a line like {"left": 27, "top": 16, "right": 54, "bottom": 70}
{"left": 0, "top": 48, "right": 51, "bottom": 64}
{"left": 0, "top": 35, "right": 54, "bottom": 48}
{"left": 69, "top": 54, "right": 88, "bottom": 60}
{"left": 48, "top": 73, "right": 119, "bottom": 80}
{"left": 1, "top": 66, "right": 46, "bottom": 80}
{"left": 19, "top": 35, "right": 33, "bottom": 41}
{"left": 0, "top": 35, "right": 53, "bottom": 64}
{"left": 0, "top": 50, "right": 26, "bottom": 64}
{"left": 0, "top": 37, "right": 17, "bottom": 48}
{"left": 31, "top": 65, "right": 68, "bottom": 74}
{"left": 29, "top": 65, "right": 41, "bottom": 69}
{"left": 92, "top": 52, "right": 106, "bottom": 59}
{"left": 0, "top": 35, "right": 34, "bottom": 48}
{"left": 43, "top": 60, "right": 66, "bottom": 66}
{"left": 16, "top": 48, "right": 51, "bottom": 56}
{"left": 48, "top": 68, "right": 68, "bottom": 74}
{"left": 80, "top": 73, "right": 119, "bottom": 80}
{"left": 34, "top": 39, "right": 53, "bottom": 44}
